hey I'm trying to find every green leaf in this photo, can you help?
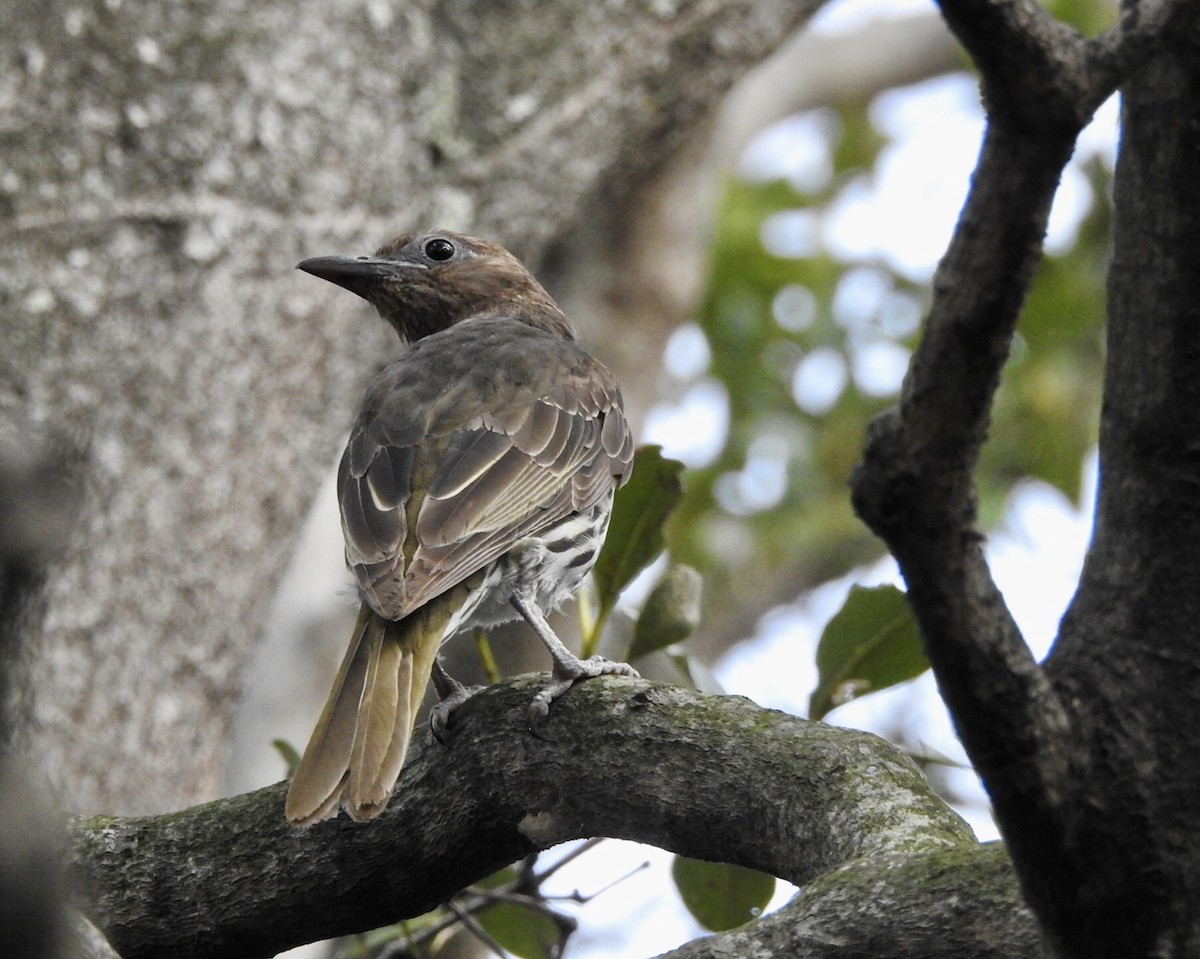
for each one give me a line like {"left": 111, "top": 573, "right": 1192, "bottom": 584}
{"left": 476, "top": 899, "right": 570, "bottom": 959}
{"left": 671, "top": 856, "right": 775, "bottom": 932}
{"left": 475, "top": 865, "right": 518, "bottom": 890}
{"left": 589, "top": 446, "right": 685, "bottom": 644}
{"left": 271, "top": 738, "right": 302, "bottom": 777}
{"left": 808, "top": 585, "right": 929, "bottom": 720}
{"left": 630, "top": 564, "right": 703, "bottom": 659}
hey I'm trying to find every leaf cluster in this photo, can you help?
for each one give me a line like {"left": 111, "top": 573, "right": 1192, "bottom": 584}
{"left": 671, "top": 99, "right": 1107, "bottom": 610}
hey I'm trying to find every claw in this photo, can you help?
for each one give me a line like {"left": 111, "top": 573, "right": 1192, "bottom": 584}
{"left": 526, "top": 655, "right": 640, "bottom": 731}
{"left": 429, "top": 659, "right": 482, "bottom": 745}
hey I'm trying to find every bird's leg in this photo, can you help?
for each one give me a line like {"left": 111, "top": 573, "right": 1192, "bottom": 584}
{"left": 429, "top": 658, "right": 481, "bottom": 745}
{"left": 510, "top": 589, "right": 639, "bottom": 727}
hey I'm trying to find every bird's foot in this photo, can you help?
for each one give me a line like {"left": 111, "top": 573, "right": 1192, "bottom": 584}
{"left": 430, "top": 659, "right": 483, "bottom": 745}
{"left": 527, "top": 656, "right": 640, "bottom": 730}
{"left": 429, "top": 684, "right": 484, "bottom": 744}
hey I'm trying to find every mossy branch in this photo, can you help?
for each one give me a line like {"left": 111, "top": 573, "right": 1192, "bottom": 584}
{"left": 66, "top": 675, "right": 1032, "bottom": 959}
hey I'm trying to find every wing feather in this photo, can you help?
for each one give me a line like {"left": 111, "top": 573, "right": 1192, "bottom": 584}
{"left": 366, "top": 445, "right": 413, "bottom": 512}
{"left": 512, "top": 400, "right": 559, "bottom": 457}
{"left": 528, "top": 403, "right": 573, "bottom": 466}
{"left": 480, "top": 404, "right": 532, "bottom": 436}
{"left": 428, "top": 430, "right": 514, "bottom": 500}
{"left": 285, "top": 606, "right": 375, "bottom": 825}
{"left": 339, "top": 319, "right": 634, "bottom": 623}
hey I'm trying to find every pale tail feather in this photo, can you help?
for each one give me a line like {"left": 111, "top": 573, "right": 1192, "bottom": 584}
{"left": 286, "top": 601, "right": 451, "bottom": 826}
{"left": 285, "top": 605, "right": 375, "bottom": 825}
{"left": 356, "top": 651, "right": 414, "bottom": 816}
{"left": 346, "top": 620, "right": 403, "bottom": 817}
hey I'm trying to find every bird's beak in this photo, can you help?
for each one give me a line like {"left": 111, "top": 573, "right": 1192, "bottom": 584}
{"left": 297, "top": 256, "right": 425, "bottom": 300}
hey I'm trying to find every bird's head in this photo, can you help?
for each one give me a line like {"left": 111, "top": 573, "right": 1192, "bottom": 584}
{"left": 297, "top": 230, "right": 573, "bottom": 342}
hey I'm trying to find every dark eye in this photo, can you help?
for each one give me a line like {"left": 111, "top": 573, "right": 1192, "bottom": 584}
{"left": 423, "top": 237, "right": 456, "bottom": 261}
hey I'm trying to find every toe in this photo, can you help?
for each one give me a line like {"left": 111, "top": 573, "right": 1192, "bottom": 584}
{"left": 429, "top": 683, "right": 484, "bottom": 745}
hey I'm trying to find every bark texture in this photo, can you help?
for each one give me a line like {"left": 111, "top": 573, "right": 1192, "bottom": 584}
{"left": 68, "top": 677, "right": 1034, "bottom": 959}
{"left": 1046, "top": 18, "right": 1200, "bottom": 957}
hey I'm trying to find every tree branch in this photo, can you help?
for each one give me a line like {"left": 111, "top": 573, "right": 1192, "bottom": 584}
{"left": 850, "top": 104, "right": 1079, "bottom": 872}
{"left": 1087, "top": 0, "right": 1198, "bottom": 104}
{"left": 850, "top": 2, "right": 1200, "bottom": 955}
{"left": 67, "top": 676, "right": 1018, "bottom": 959}
{"left": 935, "top": 0, "right": 1092, "bottom": 131}
{"left": 934, "top": 0, "right": 1193, "bottom": 129}
{"left": 1040, "top": 11, "right": 1200, "bottom": 956}
{"left": 661, "top": 844, "right": 1037, "bottom": 959}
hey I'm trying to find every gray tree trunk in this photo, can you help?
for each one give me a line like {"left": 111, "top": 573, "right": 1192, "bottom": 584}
{"left": 0, "top": 0, "right": 816, "bottom": 815}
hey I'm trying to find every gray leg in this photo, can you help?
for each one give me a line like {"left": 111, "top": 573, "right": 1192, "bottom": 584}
{"left": 510, "top": 589, "right": 639, "bottom": 726}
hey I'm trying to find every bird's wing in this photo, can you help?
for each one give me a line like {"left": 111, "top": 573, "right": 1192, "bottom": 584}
{"left": 338, "top": 322, "right": 634, "bottom": 621}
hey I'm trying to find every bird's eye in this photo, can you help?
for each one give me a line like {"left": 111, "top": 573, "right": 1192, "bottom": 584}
{"left": 423, "top": 237, "right": 456, "bottom": 261}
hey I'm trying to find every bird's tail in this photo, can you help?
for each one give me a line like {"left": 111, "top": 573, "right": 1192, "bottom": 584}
{"left": 285, "top": 602, "right": 448, "bottom": 826}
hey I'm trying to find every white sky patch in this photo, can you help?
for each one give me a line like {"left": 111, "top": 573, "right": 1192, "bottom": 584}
{"left": 791, "top": 347, "right": 848, "bottom": 414}
{"left": 1078, "top": 93, "right": 1120, "bottom": 164}
{"left": 538, "top": 839, "right": 799, "bottom": 957}
{"left": 879, "top": 290, "right": 923, "bottom": 339}
{"left": 1045, "top": 163, "right": 1095, "bottom": 254}
{"left": 772, "top": 283, "right": 819, "bottom": 333}
{"left": 827, "top": 75, "right": 986, "bottom": 281}
{"left": 761, "top": 208, "right": 822, "bottom": 258}
{"left": 809, "top": 0, "right": 930, "bottom": 33}
{"left": 851, "top": 338, "right": 910, "bottom": 397}
{"left": 715, "top": 434, "right": 792, "bottom": 515}
{"left": 833, "top": 265, "right": 893, "bottom": 330}
{"left": 642, "top": 379, "right": 730, "bottom": 468}
{"left": 740, "top": 108, "right": 840, "bottom": 191}
{"left": 662, "top": 322, "right": 712, "bottom": 380}
{"left": 538, "top": 841, "right": 706, "bottom": 957}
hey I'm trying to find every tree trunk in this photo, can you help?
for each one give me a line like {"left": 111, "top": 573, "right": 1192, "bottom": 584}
{"left": 0, "top": 0, "right": 817, "bottom": 815}
{"left": 1044, "top": 23, "right": 1200, "bottom": 958}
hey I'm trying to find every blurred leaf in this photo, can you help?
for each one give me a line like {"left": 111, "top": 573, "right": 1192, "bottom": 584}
{"left": 590, "top": 446, "right": 685, "bottom": 643}
{"left": 1046, "top": 0, "right": 1119, "bottom": 36}
{"left": 809, "top": 585, "right": 928, "bottom": 720}
{"left": 631, "top": 564, "right": 703, "bottom": 659}
{"left": 475, "top": 865, "right": 518, "bottom": 890}
{"left": 476, "top": 899, "right": 570, "bottom": 959}
{"left": 671, "top": 856, "right": 775, "bottom": 932}
{"left": 271, "top": 738, "right": 301, "bottom": 777}
{"left": 472, "top": 628, "right": 502, "bottom": 684}
{"left": 831, "top": 103, "right": 887, "bottom": 174}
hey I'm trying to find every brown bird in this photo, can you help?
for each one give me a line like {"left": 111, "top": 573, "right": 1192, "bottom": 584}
{"left": 285, "top": 230, "right": 638, "bottom": 826}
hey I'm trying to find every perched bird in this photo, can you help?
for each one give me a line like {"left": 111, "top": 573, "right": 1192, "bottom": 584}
{"left": 285, "top": 230, "right": 638, "bottom": 826}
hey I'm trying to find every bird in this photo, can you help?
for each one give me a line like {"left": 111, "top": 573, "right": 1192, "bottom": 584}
{"left": 285, "top": 229, "right": 638, "bottom": 826}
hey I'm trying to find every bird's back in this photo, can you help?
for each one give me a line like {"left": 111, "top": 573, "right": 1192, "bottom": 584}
{"left": 339, "top": 315, "right": 633, "bottom": 625}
